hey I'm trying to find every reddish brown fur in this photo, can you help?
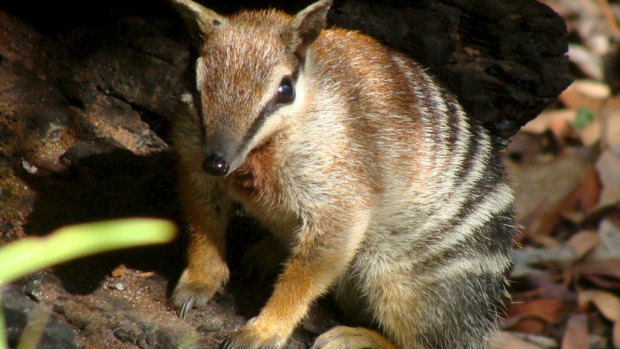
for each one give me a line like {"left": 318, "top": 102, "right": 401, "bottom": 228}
{"left": 225, "top": 134, "right": 284, "bottom": 204}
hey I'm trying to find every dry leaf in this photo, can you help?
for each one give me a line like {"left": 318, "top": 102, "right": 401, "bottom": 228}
{"left": 566, "top": 230, "right": 599, "bottom": 259}
{"left": 595, "top": 149, "right": 620, "bottom": 209}
{"left": 508, "top": 299, "right": 567, "bottom": 334}
{"left": 522, "top": 109, "right": 576, "bottom": 136}
{"left": 601, "top": 107, "right": 620, "bottom": 147}
{"left": 524, "top": 102, "right": 620, "bottom": 147}
{"left": 574, "top": 260, "right": 620, "bottom": 283}
{"left": 488, "top": 331, "right": 544, "bottom": 349}
{"left": 512, "top": 246, "right": 579, "bottom": 265}
{"left": 560, "top": 79, "right": 610, "bottom": 109}
{"left": 564, "top": 165, "right": 600, "bottom": 214}
{"left": 578, "top": 289, "right": 620, "bottom": 321}
{"left": 585, "top": 33, "right": 611, "bottom": 56}
{"left": 561, "top": 314, "right": 589, "bottom": 349}
{"left": 508, "top": 146, "right": 598, "bottom": 237}
{"left": 511, "top": 268, "right": 578, "bottom": 304}
{"left": 567, "top": 46, "right": 604, "bottom": 81}
{"left": 592, "top": 219, "right": 620, "bottom": 261}
{"left": 582, "top": 275, "right": 620, "bottom": 289}
{"left": 511, "top": 288, "right": 545, "bottom": 300}
{"left": 111, "top": 264, "right": 128, "bottom": 278}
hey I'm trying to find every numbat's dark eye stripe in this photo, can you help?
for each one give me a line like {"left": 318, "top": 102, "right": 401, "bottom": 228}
{"left": 277, "top": 78, "right": 295, "bottom": 104}
{"left": 240, "top": 76, "right": 295, "bottom": 150}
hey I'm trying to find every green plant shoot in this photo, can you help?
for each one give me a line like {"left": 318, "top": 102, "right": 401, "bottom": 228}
{"left": 0, "top": 218, "right": 177, "bottom": 349}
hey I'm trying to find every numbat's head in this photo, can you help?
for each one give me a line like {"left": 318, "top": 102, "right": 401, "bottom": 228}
{"left": 170, "top": 0, "right": 332, "bottom": 176}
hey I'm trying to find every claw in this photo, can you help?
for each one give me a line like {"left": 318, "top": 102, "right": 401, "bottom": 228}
{"left": 179, "top": 297, "right": 195, "bottom": 318}
{"left": 219, "top": 338, "right": 233, "bottom": 349}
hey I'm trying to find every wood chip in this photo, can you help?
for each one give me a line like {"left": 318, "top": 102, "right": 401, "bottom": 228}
{"left": 137, "top": 271, "right": 156, "bottom": 278}
{"left": 111, "top": 264, "right": 128, "bottom": 278}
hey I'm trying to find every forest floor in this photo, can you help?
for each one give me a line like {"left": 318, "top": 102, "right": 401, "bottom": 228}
{"left": 491, "top": 0, "right": 620, "bottom": 348}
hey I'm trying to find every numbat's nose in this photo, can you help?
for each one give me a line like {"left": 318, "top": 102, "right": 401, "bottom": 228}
{"left": 202, "top": 153, "right": 229, "bottom": 176}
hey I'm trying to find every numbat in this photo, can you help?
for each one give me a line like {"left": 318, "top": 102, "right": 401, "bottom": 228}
{"left": 169, "top": 0, "right": 517, "bottom": 348}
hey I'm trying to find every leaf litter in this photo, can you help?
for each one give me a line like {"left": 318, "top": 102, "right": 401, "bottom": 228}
{"left": 496, "top": 0, "right": 620, "bottom": 347}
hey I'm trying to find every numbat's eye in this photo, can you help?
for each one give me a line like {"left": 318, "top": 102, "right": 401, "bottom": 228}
{"left": 277, "top": 78, "right": 295, "bottom": 104}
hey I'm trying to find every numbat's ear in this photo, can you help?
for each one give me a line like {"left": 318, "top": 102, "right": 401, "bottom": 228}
{"left": 169, "top": 0, "right": 226, "bottom": 45}
{"left": 284, "top": 0, "right": 333, "bottom": 61}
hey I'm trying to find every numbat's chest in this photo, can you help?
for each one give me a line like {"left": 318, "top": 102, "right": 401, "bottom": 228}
{"left": 225, "top": 138, "right": 282, "bottom": 204}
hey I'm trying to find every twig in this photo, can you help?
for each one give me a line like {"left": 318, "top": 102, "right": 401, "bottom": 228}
{"left": 598, "top": 0, "right": 620, "bottom": 42}
{"left": 599, "top": 96, "right": 611, "bottom": 152}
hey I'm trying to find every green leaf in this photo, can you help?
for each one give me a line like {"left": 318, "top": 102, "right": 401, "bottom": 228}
{"left": 0, "top": 218, "right": 176, "bottom": 285}
{"left": 572, "top": 107, "right": 595, "bottom": 129}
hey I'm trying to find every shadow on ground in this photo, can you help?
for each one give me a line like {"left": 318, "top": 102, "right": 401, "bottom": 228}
{"left": 18, "top": 149, "right": 184, "bottom": 294}
{"left": 17, "top": 146, "right": 273, "bottom": 313}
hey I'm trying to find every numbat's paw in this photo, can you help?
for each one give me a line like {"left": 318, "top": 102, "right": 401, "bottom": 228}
{"left": 220, "top": 319, "right": 288, "bottom": 349}
{"left": 311, "top": 326, "right": 397, "bottom": 349}
{"left": 171, "top": 263, "right": 229, "bottom": 317}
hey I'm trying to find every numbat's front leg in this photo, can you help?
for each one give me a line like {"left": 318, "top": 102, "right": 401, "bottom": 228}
{"left": 172, "top": 177, "right": 232, "bottom": 317}
{"left": 222, "top": 216, "right": 370, "bottom": 349}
